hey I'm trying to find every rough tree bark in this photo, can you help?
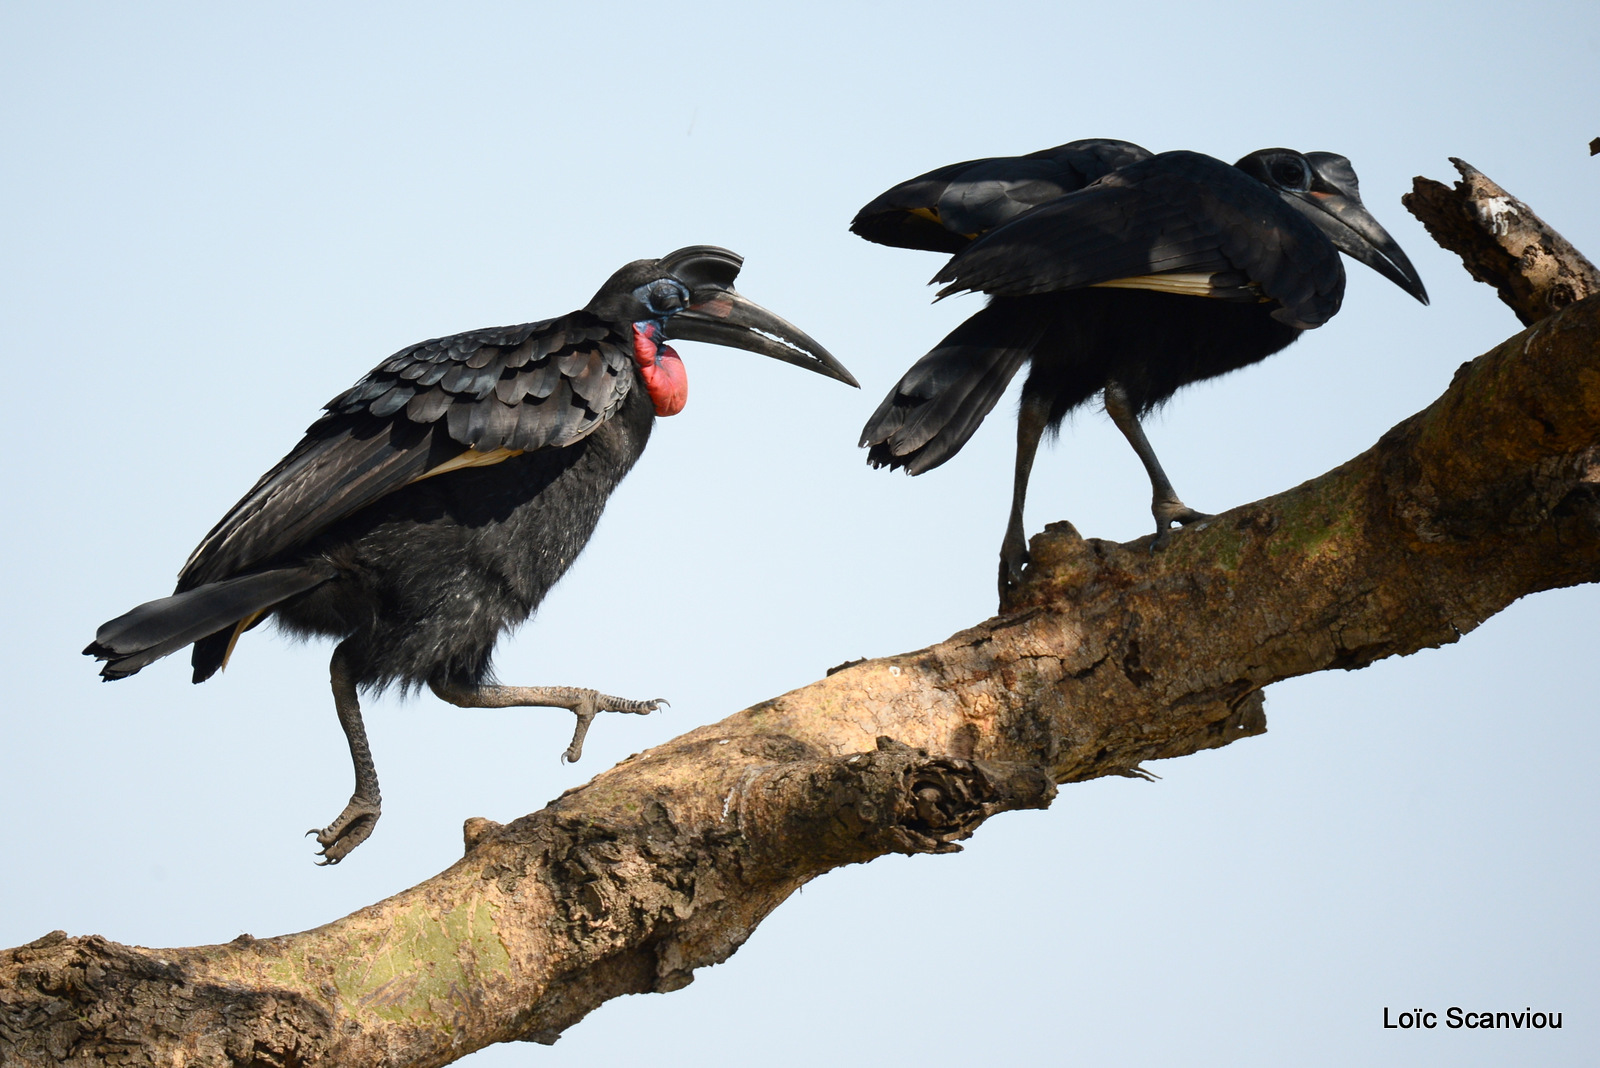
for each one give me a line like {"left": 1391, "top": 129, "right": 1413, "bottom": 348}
{"left": 5, "top": 165, "right": 1599, "bottom": 1067}
{"left": 1403, "top": 158, "right": 1600, "bottom": 324}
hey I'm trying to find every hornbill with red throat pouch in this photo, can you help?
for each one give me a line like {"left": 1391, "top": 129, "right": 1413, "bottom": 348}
{"left": 86, "top": 246, "right": 856, "bottom": 863}
{"left": 854, "top": 139, "right": 1429, "bottom": 604}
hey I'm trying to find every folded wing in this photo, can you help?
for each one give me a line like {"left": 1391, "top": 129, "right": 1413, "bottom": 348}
{"left": 179, "top": 312, "right": 635, "bottom": 589}
{"left": 931, "top": 150, "right": 1346, "bottom": 329}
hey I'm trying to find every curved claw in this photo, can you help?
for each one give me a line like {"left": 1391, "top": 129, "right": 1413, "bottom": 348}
{"left": 561, "top": 692, "right": 668, "bottom": 763}
{"left": 308, "top": 795, "right": 381, "bottom": 865}
{"left": 560, "top": 710, "right": 597, "bottom": 766}
{"left": 606, "top": 697, "right": 665, "bottom": 715}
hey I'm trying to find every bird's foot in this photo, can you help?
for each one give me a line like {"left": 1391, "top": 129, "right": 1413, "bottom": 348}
{"left": 998, "top": 536, "right": 1030, "bottom": 608}
{"left": 429, "top": 680, "right": 666, "bottom": 762}
{"left": 307, "top": 793, "right": 381, "bottom": 865}
{"left": 563, "top": 692, "right": 668, "bottom": 763}
{"left": 1149, "top": 500, "right": 1213, "bottom": 551}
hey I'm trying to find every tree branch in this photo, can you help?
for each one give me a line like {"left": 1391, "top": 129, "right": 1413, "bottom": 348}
{"left": 1403, "top": 158, "right": 1600, "bottom": 325}
{"left": 6, "top": 167, "right": 1600, "bottom": 1067}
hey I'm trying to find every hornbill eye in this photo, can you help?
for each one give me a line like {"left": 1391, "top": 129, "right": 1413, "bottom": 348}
{"left": 635, "top": 279, "right": 689, "bottom": 317}
{"left": 1269, "top": 157, "right": 1310, "bottom": 191}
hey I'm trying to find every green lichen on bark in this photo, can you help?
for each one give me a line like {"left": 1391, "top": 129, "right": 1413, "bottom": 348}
{"left": 330, "top": 897, "right": 511, "bottom": 1026}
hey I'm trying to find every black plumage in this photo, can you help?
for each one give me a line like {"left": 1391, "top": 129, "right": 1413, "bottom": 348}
{"left": 86, "top": 246, "right": 856, "bottom": 862}
{"left": 852, "top": 138, "right": 1153, "bottom": 253}
{"left": 855, "top": 139, "right": 1428, "bottom": 602}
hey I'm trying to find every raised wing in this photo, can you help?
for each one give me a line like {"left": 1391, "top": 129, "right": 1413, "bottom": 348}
{"left": 851, "top": 139, "right": 1153, "bottom": 253}
{"left": 932, "top": 150, "right": 1347, "bottom": 329}
{"left": 178, "top": 311, "right": 634, "bottom": 589}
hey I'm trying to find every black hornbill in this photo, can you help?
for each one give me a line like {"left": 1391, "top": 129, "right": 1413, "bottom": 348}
{"left": 86, "top": 246, "right": 857, "bottom": 863}
{"left": 854, "top": 139, "right": 1429, "bottom": 602}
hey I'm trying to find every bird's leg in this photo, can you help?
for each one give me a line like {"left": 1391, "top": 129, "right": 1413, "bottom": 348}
{"left": 1103, "top": 380, "right": 1211, "bottom": 548}
{"left": 1000, "top": 390, "right": 1052, "bottom": 605}
{"left": 307, "top": 646, "right": 382, "bottom": 865}
{"left": 429, "top": 681, "right": 666, "bottom": 763}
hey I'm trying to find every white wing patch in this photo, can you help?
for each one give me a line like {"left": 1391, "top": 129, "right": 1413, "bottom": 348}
{"left": 1091, "top": 272, "right": 1228, "bottom": 297}
{"left": 409, "top": 446, "right": 526, "bottom": 485}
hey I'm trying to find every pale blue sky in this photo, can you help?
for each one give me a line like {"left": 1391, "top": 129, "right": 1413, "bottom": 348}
{"left": 2, "top": 2, "right": 1596, "bottom": 1064}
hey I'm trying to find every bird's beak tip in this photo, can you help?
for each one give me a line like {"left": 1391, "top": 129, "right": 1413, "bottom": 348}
{"left": 673, "top": 288, "right": 856, "bottom": 387}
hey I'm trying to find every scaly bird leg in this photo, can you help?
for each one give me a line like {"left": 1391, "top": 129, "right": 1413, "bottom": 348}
{"left": 429, "top": 682, "right": 666, "bottom": 763}
{"left": 307, "top": 646, "right": 382, "bottom": 865}
{"left": 1000, "top": 390, "right": 1052, "bottom": 607}
{"left": 1103, "top": 380, "right": 1210, "bottom": 549}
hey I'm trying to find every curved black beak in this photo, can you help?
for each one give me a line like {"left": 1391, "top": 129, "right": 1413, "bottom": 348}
{"left": 669, "top": 287, "right": 859, "bottom": 388}
{"left": 1286, "top": 155, "right": 1428, "bottom": 305}
{"left": 1294, "top": 192, "right": 1429, "bottom": 304}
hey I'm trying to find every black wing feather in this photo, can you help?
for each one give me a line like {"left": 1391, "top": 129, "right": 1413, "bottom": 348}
{"left": 860, "top": 302, "right": 1042, "bottom": 475}
{"left": 851, "top": 138, "right": 1154, "bottom": 252}
{"left": 933, "top": 151, "right": 1346, "bottom": 327}
{"left": 511, "top": 391, "right": 562, "bottom": 451}
{"left": 178, "top": 311, "right": 636, "bottom": 589}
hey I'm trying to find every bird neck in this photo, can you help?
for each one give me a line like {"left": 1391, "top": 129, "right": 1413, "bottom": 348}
{"left": 631, "top": 321, "right": 687, "bottom": 417}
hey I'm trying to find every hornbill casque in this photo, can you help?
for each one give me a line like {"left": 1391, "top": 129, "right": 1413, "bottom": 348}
{"left": 854, "top": 139, "right": 1429, "bottom": 603}
{"left": 86, "top": 246, "right": 856, "bottom": 863}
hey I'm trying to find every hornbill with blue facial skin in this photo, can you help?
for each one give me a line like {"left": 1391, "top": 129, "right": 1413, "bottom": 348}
{"left": 854, "top": 140, "right": 1429, "bottom": 604}
{"left": 86, "top": 246, "right": 856, "bottom": 863}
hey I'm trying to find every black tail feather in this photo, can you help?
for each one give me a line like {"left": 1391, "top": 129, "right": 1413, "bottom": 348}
{"left": 860, "top": 302, "right": 1041, "bottom": 475}
{"left": 85, "top": 563, "right": 335, "bottom": 681}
